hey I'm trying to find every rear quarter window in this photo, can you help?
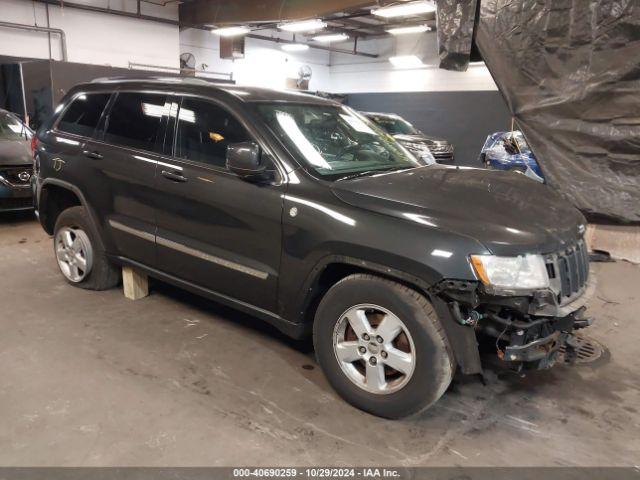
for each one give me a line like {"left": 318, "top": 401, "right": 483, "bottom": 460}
{"left": 57, "top": 93, "right": 111, "bottom": 137}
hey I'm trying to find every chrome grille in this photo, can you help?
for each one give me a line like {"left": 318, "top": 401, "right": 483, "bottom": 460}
{"left": 546, "top": 240, "right": 590, "bottom": 304}
{"left": 425, "top": 141, "right": 454, "bottom": 160}
{"left": 428, "top": 144, "right": 453, "bottom": 154}
{"left": 0, "top": 166, "right": 33, "bottom": 187}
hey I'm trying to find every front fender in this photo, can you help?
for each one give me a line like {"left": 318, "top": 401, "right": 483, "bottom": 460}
{"left": 291, "top": 252, "right": 440, "bottom": 322}
{"left": 278, "top": 185, "right": 483, "bottom": 323}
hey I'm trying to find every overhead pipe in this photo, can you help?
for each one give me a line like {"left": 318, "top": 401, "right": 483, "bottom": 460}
{"left": 28, "top": 0, "right": 395, "bottom": 43}
{"left": 0, "top": 21, "right": 67, "bottom": 61}
{"left": 25, "top": 0, "right": 379, "bottom": 58}
{"left": 246, "top": 34, "right": 378, "bottom": 58}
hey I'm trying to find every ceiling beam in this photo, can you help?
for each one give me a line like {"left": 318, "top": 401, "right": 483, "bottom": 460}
{"left": 179, "top": 0, "right": 393, "bottom": 26}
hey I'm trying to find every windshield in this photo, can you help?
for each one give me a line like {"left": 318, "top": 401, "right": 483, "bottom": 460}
{"left": 0, "top": 112, "right": 30, "bottom": 141}
{"left": 366, "top": 114, "right": 420, "bottom": 136}
{"left": 254, "top": 103, "right": 425, "bottom": 179}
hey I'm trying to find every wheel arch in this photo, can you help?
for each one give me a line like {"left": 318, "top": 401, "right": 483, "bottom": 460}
{"left": 297, "top": 256, "right": 482, "bottom": 375}
{"left": 39, "top": 180, "right": 104, "bottom": 247}
{"left": 297, "top": 256, "right": 436, "bottom": 326}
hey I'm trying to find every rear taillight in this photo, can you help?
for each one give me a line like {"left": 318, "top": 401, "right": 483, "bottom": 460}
{"left": 30, "top": 135, "right": 38, "bottom": 156}
{"left": 31, "top": 136, "right": 39, "bottom": 173}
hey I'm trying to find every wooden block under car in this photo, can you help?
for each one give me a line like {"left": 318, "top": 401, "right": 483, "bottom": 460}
{"left": 122, "top": 266, "right": 149, "bottom": 300}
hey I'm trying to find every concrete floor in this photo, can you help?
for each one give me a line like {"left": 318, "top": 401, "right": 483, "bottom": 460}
{"left": 0, "top": 211, "right": 639, "bottom": 467}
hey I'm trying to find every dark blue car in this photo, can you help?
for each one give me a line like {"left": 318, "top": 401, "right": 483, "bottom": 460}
{"left": 479, "top": 130, "right": 544, "bottom": 182}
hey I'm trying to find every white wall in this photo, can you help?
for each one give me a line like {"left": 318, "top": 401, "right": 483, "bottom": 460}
{"left": 179, "top": 29, "right": 332, "bottom": 91}
{"left": 0, "top": 0, "right": 180, "bottom": 68}
{"left": 0, "top": 0, "right": 495, "bottom": 94}
{"left": 328, "top": 32, "right": 497, "bottom": 93}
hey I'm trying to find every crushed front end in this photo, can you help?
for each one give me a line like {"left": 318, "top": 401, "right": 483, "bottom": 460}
{"left": 432, "top": 239, "right": 594, "bottom": 371}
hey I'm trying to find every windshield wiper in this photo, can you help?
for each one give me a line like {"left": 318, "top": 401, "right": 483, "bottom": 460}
{"left": 337, "top": 166, "right": 412, "bottom": 181}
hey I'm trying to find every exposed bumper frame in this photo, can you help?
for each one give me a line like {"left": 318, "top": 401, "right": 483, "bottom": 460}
{"left": 503, "top": 330, "right": 564, "bottom": 362}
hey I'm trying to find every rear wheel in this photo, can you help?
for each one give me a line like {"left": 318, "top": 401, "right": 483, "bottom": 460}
{"left": 313, "top": 274, "right": 454, "bottom": 419}
{"left": 53, "top": 206, "right": 119, "bottom": 290}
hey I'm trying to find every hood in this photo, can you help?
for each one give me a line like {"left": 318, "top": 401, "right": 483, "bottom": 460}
{"left": 331, "top": 166, "right": 585, "bottom": 256}
{"left": 0, "top": 139, "right": 31, "bottom": 166}
{"left": 393, "top": 133, "right": 445, "bottom": 144}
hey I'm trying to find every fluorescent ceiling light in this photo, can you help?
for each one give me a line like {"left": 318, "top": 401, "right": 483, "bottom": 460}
{"left": 389, "top": 55, "right": 424, "bottom": 68}
{"left": 281, "top": 43, "right": 309, "bottom": 52}
{"left": 278, "top": 19, "right": 326, "bottom": 32}
{"left": 313, "top": 33, "right": 349, "bottom": 43}
{"left": 372, "top": 1, "right": 436, "bottom": 18}
{"left": 211, "top": 26, "right": 250, "bottom": 37}
{"left": 387, "top": 24, "right": 431, "bottom": 35}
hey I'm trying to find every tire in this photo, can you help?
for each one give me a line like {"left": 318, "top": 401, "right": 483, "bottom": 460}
{"left": 53, "top": 206, "right": 120, "bottom": 290}
{"left": 313, "top": 274, "right": 454, "bottom": 419}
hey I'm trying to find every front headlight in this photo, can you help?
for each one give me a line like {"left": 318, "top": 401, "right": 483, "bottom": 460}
{"left": 470, "top": 254, "right": 549, "bottom": 289}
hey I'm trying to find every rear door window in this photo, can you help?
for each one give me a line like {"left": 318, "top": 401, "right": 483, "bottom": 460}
{"left": 104, "top": 92, "right": 168, "bottom": 153}
{"left": 57, "top": 93, "right": 111, "bottom": 138}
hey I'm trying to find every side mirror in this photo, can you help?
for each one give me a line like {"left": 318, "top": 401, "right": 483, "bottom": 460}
{"left": 226, "top": 141, "right": 266, "bottom": 179}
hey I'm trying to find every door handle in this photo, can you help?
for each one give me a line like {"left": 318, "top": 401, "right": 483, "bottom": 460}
{"left": 161, "top": 170, "right": 188, "bottom": 182}
{"left": 82, "top": 150, "right": 103, "bottom": 160}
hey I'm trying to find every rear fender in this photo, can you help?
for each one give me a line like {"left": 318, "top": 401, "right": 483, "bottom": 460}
{"left": 39, "top": 179, "right": 106, "bottom": 249}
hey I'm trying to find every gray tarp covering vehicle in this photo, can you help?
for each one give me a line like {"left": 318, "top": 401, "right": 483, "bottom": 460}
{"left": 436, "top": 0, "right": 640, "bottom": 223}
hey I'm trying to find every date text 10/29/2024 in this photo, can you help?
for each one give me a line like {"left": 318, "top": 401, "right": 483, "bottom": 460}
{"left": 233, "top": 468, "right": 401, "bottom": 478}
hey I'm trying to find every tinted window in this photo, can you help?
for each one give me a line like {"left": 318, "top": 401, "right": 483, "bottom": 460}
{"left": 57, "top": 93, "right": 111, "bottom": 137}
{"left": 105, "top": 92, "right": 167, "bottom": 152}
{"left": 176, "top": 98, "right": 250, "bottom": 168}
{"left": 255, "top": 103, "right": 423, "bottom": 180}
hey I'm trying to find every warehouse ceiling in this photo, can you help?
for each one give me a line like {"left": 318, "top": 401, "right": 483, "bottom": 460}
{"left": 179, "top": 0, "right": 437, "bottom": 39}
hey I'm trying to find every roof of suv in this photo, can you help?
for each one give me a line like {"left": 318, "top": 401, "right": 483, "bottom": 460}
{"left": 85, "top": 76, "right": 336, "bottom": 106}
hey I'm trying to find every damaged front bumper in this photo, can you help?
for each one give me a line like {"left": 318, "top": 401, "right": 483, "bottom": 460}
{"left": 499, "top": 306, "right": 593, "bottom": 369}
{"left": 431, "top": 271, "right": 596, "bottom": 372}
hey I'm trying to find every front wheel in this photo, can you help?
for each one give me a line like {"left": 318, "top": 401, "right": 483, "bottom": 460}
{"left": 313, "top": 274, "right": 454, "bottom": 419}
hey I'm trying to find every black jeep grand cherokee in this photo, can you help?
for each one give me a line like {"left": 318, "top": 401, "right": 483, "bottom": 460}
{"left": 33, "top": 78, "right": 593, "bottom": 418}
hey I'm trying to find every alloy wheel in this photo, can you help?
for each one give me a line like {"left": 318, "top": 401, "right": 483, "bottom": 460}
{"left": 55, "top": 226, "right": 93, "bottom": 283}
{"left": 332, "top": 304, "right": 416, "bottom": 394}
